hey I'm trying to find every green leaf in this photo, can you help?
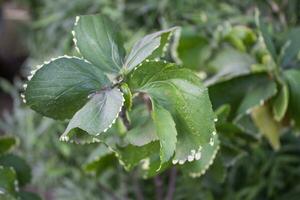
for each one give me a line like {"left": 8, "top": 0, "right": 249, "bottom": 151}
{"left": 124, "top": 104, "right": 158, "bottom": 146}
{"left": 182, "top": 133, "right": 219, "bottom": 178}
{"left": 25, "top": 56, "right": 110, "bottom": 120}
{"left": 206, "top": 47, "right": 256, "bottom": 85}
{"left": 284, "top": 69, "right": 300, "bottom": 128}
{"left": 251, "top": 105, "right": 281, "bottom": 150}
{"left": 272, "top": 82, "right": 289, "bottom": 121}
{"left": 73, "top": 14, "right": 126, "bottom": 74}
{"left": 60, "top": 88, "right": 124, "bottom": 141}
{"left": 281, "top": 28, "right": 300, "bottom": 66}
{"left": 0, "top": 137, "right": 18, "bottom": 155}
{"left": 123, "top": 27, "right": 179, "bottom": 73}
{"left": 255, "top": 10, "right": 277, "bottom": 62}
{"left": 177, "top": 28, "right": 211, "bottom": 70}
{"left": 0, "top": 166, "right": 17, "bottom": 195}
{"left": 0, "top": 154, "right": 31, "bottom": 186}
{"left": 83, "top": 144, "right": 116, "bottom": 176}
{"left": 128, "top": 61, "right": 216, "bottom": 165}
{"left": 116, "top": 142, "right": 160, "bottom": 171}
{"left": 152, "top": 102, "right": 177, "bottom": 167}
{"left": 209, "top": 73, "right": 277, "bottom": 120}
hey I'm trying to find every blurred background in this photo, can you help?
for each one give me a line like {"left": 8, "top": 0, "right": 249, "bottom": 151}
{"left": 0, "top": 0, "right": 300, "bottom": 199}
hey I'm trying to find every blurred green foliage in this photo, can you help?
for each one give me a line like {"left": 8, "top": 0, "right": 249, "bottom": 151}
{"left": 1, "top": 0, "right": 300, "bottom": 199}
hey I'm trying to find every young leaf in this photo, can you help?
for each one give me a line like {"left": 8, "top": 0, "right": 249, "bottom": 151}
{"left": 272, "top": 82, "right": 289, "bottom": 121}
{"left": 0, "top": 137, "right": 17, "bottom": 155}
{"left": 123, "top": 27, "right": 179, "bottom": 73}
{"left": 152, "top": 102, "right": 177, "bottom": 167}
{"left": 284, "top": 69, "right": 300, "bottom": 128}
{"left": 61, "top": 88, "right": 124, "bottom": 141}
{"left": 73, "top": 14, "right": 126, "bottom": 74}
{"left": 0, "top": 154, "right": 31, "bottom": 186}
{"left": 25, "top": 56, "right": 110, "bottom": 120}
{"left": 128, "top": 61, "right": 216, "bottom": 165}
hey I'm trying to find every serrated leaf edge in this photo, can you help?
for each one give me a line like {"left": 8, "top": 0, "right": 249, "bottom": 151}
{"left": 59, "top": 89, "right": 125, "bottom": 144}
{"left": 72, "top": 16, "right": 81, "bottom": 55}
{"left": 188, "top": 144, "right": 220, "bottom": 178}
{"left": 22, "top": 55, "right": 92, "bottom": 104}
{"left": 172, "top": 131, "right": 217, "bottom": 165}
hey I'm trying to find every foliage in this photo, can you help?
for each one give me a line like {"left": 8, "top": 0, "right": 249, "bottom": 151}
{"left": 2, "top": 0, "right": 300, "bottom": 199}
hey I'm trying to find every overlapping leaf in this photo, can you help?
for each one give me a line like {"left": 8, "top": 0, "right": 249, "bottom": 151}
{"left": 25, "top": 57, "right": 110, "bottom": 120}
{"left": 61, "top": 88, "right": 124, "bottom": 141}
{"left": 73, "top": 14, "right": 126, "bottom": 74}
{"left": 128, "top": 61, "right": 217, "bottom": 166}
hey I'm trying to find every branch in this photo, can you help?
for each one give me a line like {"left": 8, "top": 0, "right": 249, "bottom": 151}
{"left": 165, "top": 168, "right": 177, "bottom": 200}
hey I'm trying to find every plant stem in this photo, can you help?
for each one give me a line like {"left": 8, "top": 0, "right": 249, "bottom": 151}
{"left": 165, "top": 168, "right": 177, "bottom": 200}
{"left": 154, "top": 175, "right": 163, "bottom": 200}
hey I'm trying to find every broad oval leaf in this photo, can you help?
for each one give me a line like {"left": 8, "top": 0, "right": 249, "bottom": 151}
{"left": 123, "top": 27, "right": 179, "bottom": 73}
{"left": 128, "top": 61, "right": 216, "bottom": 165}
{"left": 73, "top": 14, "right": 126, "bottom": 74}
{"left": 60, "top": 88, "right": 124, "bottom": 141}
{"left": 25, "top": 56, "right": 110, "bottom": 120}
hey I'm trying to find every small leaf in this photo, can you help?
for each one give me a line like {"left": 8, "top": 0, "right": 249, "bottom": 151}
{"left": 61, "top": 88, "right": 124, "bottom": 141}
{"left": 125, "top": 104, "right": 158, "bottom": 146}
{"left": 272, "top": 82, "right": 289, "bottom": 121}
{"left": 116, "top": 142, "right": 160, "bottom": 171}
{"left": 0, "top": 154, "right": 31, "bottom": 186}
{"left": 177, "top": 28, "right": 211, "bottom": 70}
{"left": 209, "top": 73, "right": 277, "bottom": 120}
{"left": 25, "top": 56, "right": 110, "bottom": 120}
{"left": 284, "top": 69, "right": 300, "bottom": 128}
{"left": 255, "top": 10, "right": 277, "bottom": 62}
{"left": 128, "top": 61, "right": 216, "bottom": 165}
{"left": 73, "top": 14, "right": 126, "bottom": 74}
{"left": 0, "top": 137, "right": 18, "bottom": 155}
{"left": 205, "top": 47, "right": 256, "bottom": 85}
{"left": 251, "top": 105, "right": 281, "bottom": 150}
{"left": 123, "top": 27, "right": 179, "bottom": 73}
{"left": 152, "top": 102, "right": 177, "bottom": 167}
{"left": 0, "top": 166, "right": 17, "bottom": 195}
